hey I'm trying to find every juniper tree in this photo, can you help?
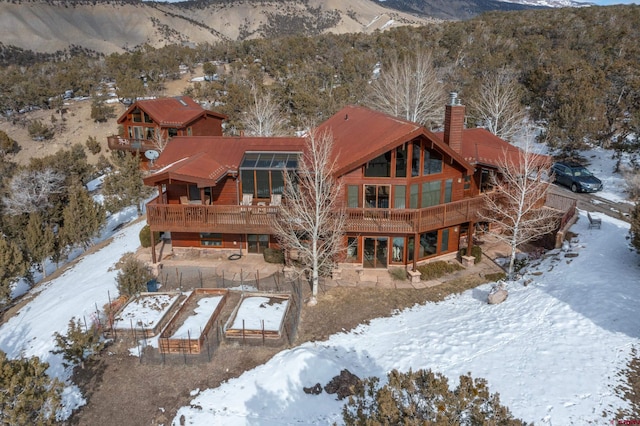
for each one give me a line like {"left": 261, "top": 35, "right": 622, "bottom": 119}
{"left": 342, "top": 368, "right": 526, "bottom": 425}
{"left": 115, "top": 252, "right": 153, "bottom": 298}
{"left": 23, "top": 211, "right": 55, "bottom": 279}
{"left": 102, "top": 151, "right": 149, "bottom": 216}
{"left": 53, "top": 318, "right": 105, "bottom": 370}
{"left": 0, "top": 234, "right": 28, "bottom": 306}
{"left": 59, "top": 181, "right": 106, "bottom": 250}
{"left": 0, "top": 351, "right": 63, "bottom": 425}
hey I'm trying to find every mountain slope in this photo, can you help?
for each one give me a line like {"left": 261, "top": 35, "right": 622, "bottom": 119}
{"left": 0, "top": 0, "right": 433, "bottom": 54}
{"left": 378, "top": 0, "right": 549, "bottom": 20}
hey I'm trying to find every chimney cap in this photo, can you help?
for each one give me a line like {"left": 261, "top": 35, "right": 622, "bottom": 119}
{"left": 449, "top": 91, "right": 462, "bottom": 106}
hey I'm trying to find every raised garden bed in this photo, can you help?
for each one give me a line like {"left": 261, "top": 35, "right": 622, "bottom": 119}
{"left": 224, "top": 293, "right": 290, "bottom": 341}
{"left": 110, "top": 292, "right": 181, "bottom": 338}
{"left": 158, "top": 288, "right": 228, "bottom": 354}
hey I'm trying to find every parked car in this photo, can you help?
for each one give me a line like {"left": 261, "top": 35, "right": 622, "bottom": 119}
{"left": 552, "top": 161, "right": 603, "bottom": 193}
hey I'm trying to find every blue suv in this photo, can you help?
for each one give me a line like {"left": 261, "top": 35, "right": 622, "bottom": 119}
{"left": 552, "top": 162, "right": 603, "bottom": 193}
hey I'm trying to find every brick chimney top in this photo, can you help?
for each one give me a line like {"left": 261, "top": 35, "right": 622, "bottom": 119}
{"left": 444, "top": 92, "right": 464, "bottom": 154}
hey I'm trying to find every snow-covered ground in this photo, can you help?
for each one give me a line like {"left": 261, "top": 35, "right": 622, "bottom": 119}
{"left": 0, "top": 149, "right": 637, "bottom": 424}
{"left": 172, "top": 149, "right": 639, "bottom": 425}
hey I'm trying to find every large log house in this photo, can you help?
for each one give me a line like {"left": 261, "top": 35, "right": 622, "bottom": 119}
{"left": 143, "top": 95, "right": 532, "bottom": 268}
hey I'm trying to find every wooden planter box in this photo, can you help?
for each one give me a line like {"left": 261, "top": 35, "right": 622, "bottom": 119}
{"left": 224, "top": 293, "right": 291, "bottom": 341}
{"left": 109, "top": 292, "right": 182, "bottom": 339}
{"left": 158, "top": 288, "right": 228, "bottom": 354}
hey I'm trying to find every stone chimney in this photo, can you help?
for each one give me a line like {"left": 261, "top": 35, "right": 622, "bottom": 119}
{"left": 443, "top": 91, "right": 464, "bottom": 154}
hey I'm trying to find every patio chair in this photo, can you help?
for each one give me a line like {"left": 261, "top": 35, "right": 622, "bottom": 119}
{"left": 270, "top": 193, "right": 282, "bottom": 206}
{"left": 241, "top": 193, "right": 253, "bottom": 206}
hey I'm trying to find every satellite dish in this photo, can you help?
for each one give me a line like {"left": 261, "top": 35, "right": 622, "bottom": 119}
{"left": 145, "top": 150, "right": 160, "bottom": 160}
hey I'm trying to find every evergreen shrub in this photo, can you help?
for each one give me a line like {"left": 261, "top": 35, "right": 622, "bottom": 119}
{"left": 459, "top": 245, "right": 483, "bottom": 264}
{"left": 263, "top": 247, "right": 284, "bottom": 264}
{"left": 416, "top": 260, "right": 463, "bottom": 280}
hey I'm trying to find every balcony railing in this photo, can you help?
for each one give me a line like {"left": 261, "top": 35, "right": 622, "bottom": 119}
{"left": 146, "top": 197, "right": 485, "bottom": 235}
{"left": 107, "top": 136, "right": 157, "bottom": 153}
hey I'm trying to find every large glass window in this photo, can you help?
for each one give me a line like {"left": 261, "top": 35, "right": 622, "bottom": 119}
{"left": 348, "top": 186, "right": 359, "bottom": 208}
{"left": 419, "top": 231, "right": 438, "bottom": 258}
{"left": 423, "top": 150, "right": 443, "bottom": 175}
{"left": 395, "top": 145, "right": 407, "bottom": 178}
{"left": 247, "top": 234, "right": 269, "bottom": 254}
{"left": 394, "top": 185, "right": 406, "bottom": 209}
{"left": 364, "top": 185, "right": 390, "bottom": 208}
{"left": 271, "top": 171, "right": 284, "bottom": 194}
{"left": 189, "top": 184, "right": 201, "bottom": 201}
{"left": 411, "top": 141, "right": 421, "bottom": 177}
{"left": 364, "top": 151, "right": 391, "bottom": 177}
{"left": 392, "top": 237, "right": 404, "bottom": 263}
{"left": 421, "top": 181, "right": 441, "bottom": 208}
{"left": 409, "top": 184, "right": 419, "bottom": 209}
{"left": 255, "top": 170, "right": 270, "bottom": 198}
{"left": 441, "top": 229, "right": 450, "bottom": 252}
{"left": 239, "top": 152, "right": 300, "bottom": 198}
{"left": 444, "top": 179, "right": 453, "bottom": 203}
{"left": 346, "top": 237, "right": 358, "bottom": 262}
{"left": 241, "top": 170, "right": 255, "bottom": 195}
{"left": 200, "top": 233, "right": 222, "bottom": 247}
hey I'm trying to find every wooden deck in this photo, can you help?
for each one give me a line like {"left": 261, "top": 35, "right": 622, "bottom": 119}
{"left": 146, "top": 196, "right": 485, "bottom": 234}
{"left": 107, "top": 135, "right": 156, "bottom": 153}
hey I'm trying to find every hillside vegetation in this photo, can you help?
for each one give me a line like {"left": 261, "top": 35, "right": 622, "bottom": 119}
{"left": 2, "top": 5, "right": 639, "bottom": 158}
{"left": 0, "top": 0, "right": 431, "bottom": 54}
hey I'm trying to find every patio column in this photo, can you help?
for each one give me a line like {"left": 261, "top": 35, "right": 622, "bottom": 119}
{"left": 412, "top": 232, "right": 419, "bottom": 271}
{"left": 151, "top": 230, "right": 157, "bottom": 264}
{"left": 467, "top": 221, "right": 475, "bottom": 253}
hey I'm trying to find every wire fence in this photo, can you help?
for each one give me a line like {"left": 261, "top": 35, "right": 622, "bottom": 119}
{"left": 103, "top": 268, "right": 305, "bottom": 365}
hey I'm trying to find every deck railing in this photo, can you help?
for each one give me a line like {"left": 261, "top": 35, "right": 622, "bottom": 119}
{"left": 107, "top": 135, "right": 156, "bottom": 152}
{"left": 146, "top": 196, "right": 486, "bottom": 234}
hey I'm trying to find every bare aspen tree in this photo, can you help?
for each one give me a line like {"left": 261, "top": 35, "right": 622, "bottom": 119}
{"left": 151, "top": 126, "right": 170, "bottom": 152}
{"left": 366, "top": 48, "right": 446, "bottom": 127}
{"left": 242, "top": 86, "right": 287, "bottom": 136}
{"left": 469, "top": 68, "right": 527, "bottom": 141}
{"left": 272, "top": 129, "right": 346, "bottom": 305}
{"left": 2, "top": 168, "right": 65, "bottom": 215}
{"left": 478, "top": 138, "right": 560, "bottom": 279}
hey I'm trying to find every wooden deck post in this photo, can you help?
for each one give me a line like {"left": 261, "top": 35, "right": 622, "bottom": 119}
{"left": 412, "top": 232, "right": 419, "bottom": 272}
{"left": 467, "top": 220, "right": 475, "bottom": 254}
{"left": 151, "top": 230, "right": 157, "bottom": 264}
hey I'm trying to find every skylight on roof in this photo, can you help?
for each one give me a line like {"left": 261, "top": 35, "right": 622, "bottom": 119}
{"left": 240, "top": 152, "right": 299, "bottom": 170}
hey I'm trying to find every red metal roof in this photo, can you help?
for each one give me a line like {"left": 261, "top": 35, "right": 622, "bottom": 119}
{"left": 144, "top": 136, "right": 304, "bottom": 187}
{"left": 319, "top": 105, "right": 474, "bottom": 176}
{"left": 435, "top": 127, "right": 550, "bottom": 169}
{"left": 117, "top": 96, "right": 227, "bottom": 127}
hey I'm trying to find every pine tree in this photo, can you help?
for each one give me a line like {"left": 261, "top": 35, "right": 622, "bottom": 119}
{"left": 23, "top": 212, "right": 55, "bottom": 279}
{"left": 0, "top": 234, "right": 28, "bottom": 305}
{"left": 60, "top": 181, "right": 106, "bottom": 250}
{"left": 53, "top": 319, "right": 105, "bottom": 370}
{"left": 0, "top": 351, "right": 63, "bottom": 425}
